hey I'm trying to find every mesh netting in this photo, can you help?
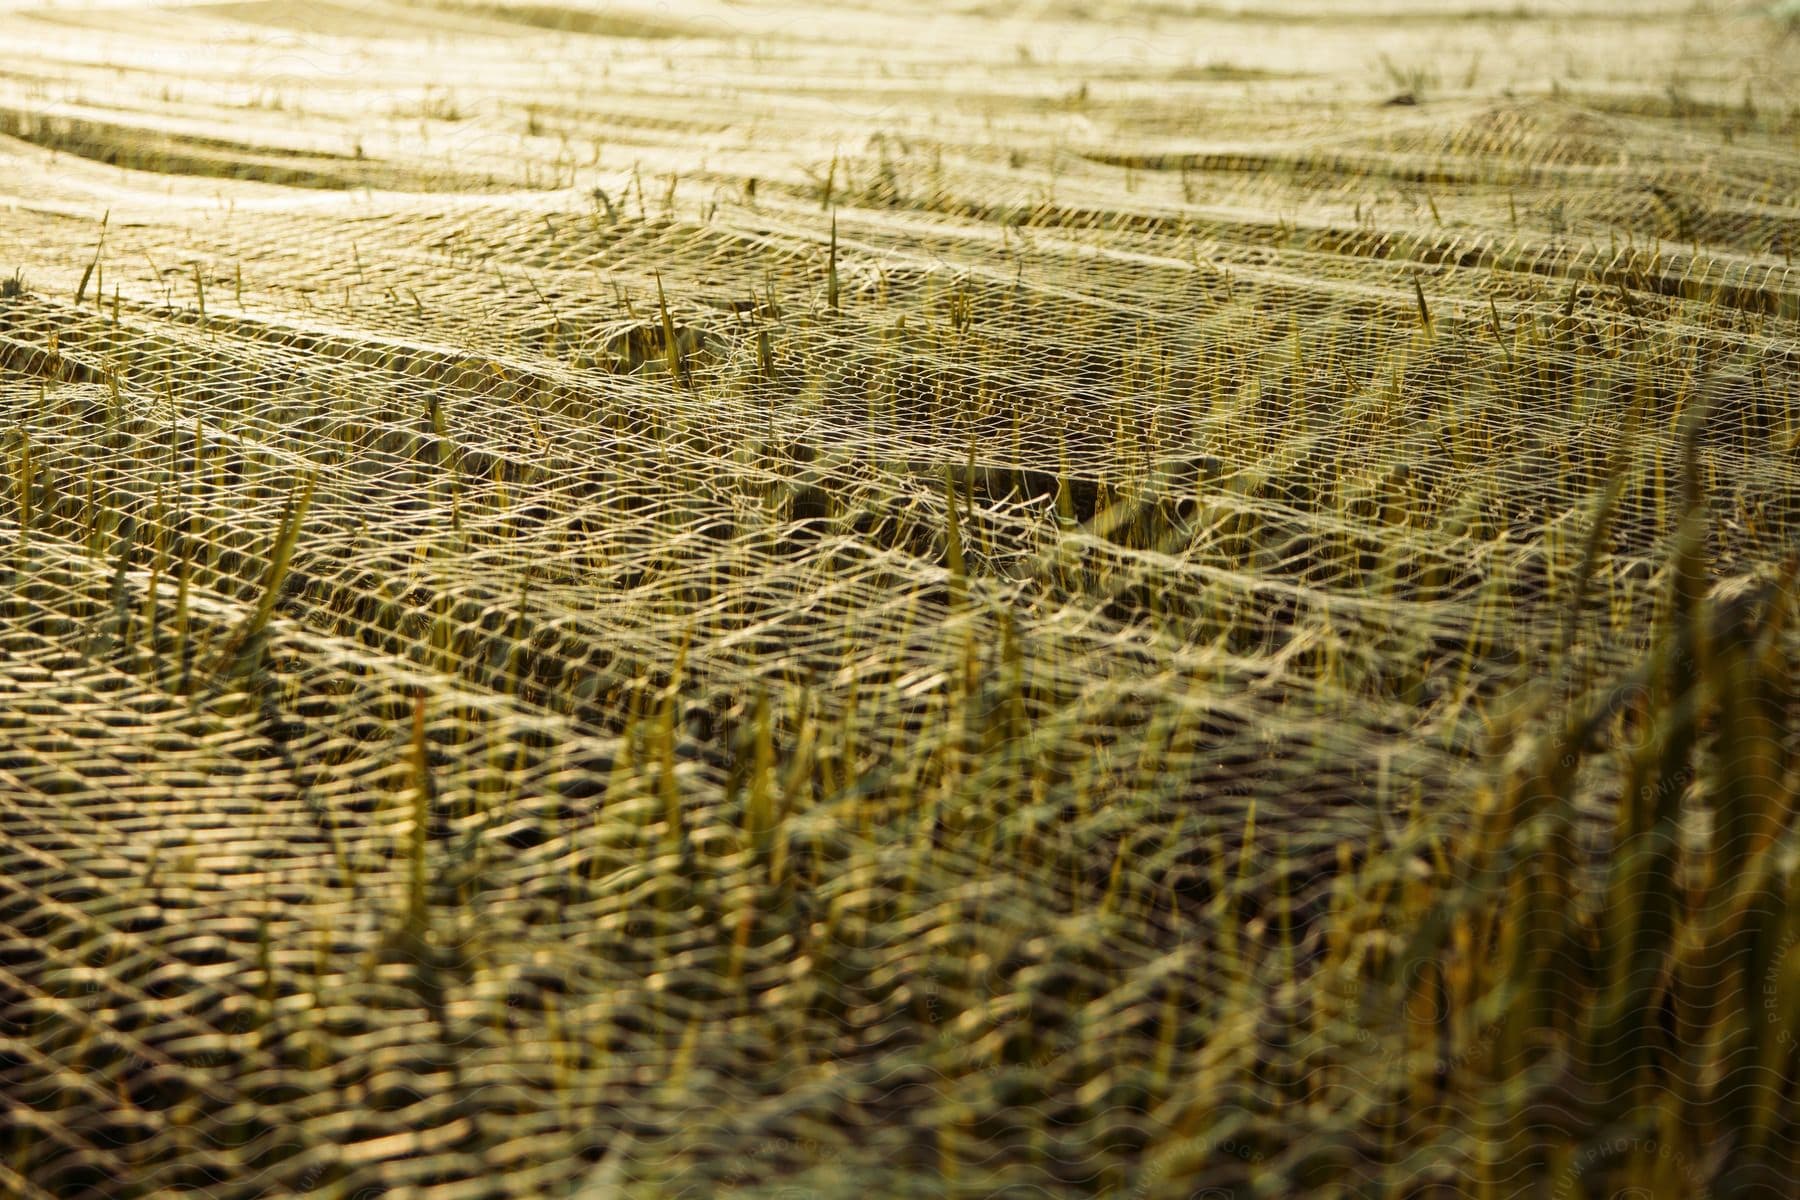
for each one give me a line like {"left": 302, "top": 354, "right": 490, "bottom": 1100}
{"left": 2, "top": 1, "right": 1798, "bottom": 1198}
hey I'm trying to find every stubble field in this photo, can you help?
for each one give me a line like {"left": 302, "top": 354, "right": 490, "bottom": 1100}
{"left": 1, "top": 2, "right": 1798, "bottom": 1197}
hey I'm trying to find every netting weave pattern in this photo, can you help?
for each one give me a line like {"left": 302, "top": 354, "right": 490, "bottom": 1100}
{"left": 1, "top": 2, "right": 1798, "bottom": 1197}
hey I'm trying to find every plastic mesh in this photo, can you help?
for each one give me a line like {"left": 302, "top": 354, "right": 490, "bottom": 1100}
{"left": 1, "top": 2, "right": 1798, "bottom": 1198}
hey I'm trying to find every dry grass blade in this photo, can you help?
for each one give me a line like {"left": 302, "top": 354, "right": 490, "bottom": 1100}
{"left": 202, "top": 468, "right": 318, "bottom": 682}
